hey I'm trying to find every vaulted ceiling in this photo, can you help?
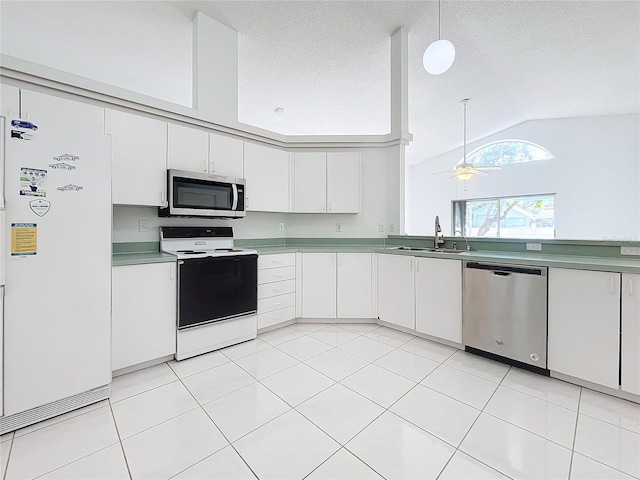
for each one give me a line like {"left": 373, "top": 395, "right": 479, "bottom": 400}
{"left": 2, "top": 1, "right": 638, "bottom": 165}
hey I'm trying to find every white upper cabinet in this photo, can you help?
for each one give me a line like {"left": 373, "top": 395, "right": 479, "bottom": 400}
{"left": 167, "top": 123, "right": 209, "bottom": 173}
{"left": 301, "top": 253, "right": 337, "bottom": 318}
{"left": 327, "top": 152, "right": 360, "bottom": 213}
{"left": 1, "top": 84, "right": 19, "bottom": 118}
{"left": 209, "top": 133, "right": 243, "bottom": 178}
{"left": 293, "top": 152, "right": 327, "bottom": 212}
{"left": 548, "top": 268, "right": 620, "bottom": 389}
{"left": 337, "top": 252, "right": 372, "bottom": 318}
{"left": 415, "top": 257, "right": 462, "bottom": 343}
{"left": 292, "top": 151, "right": 360, "bottom": 213}
{"left": 622, "top": 273, "right": 640, "bottom": 395}
{"left": 243, "top": 142, "right": 290, "bottom": 212}
{"left": 105, "top": 109, "right": 168, "bottom": 206}
{"left": 377, "top": 254, "right": 415, "bottom": 330}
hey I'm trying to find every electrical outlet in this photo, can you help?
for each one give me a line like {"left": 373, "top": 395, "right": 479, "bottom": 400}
{"left": 335, "top": 223, "right": 342, "bottom": 233}
{"left": 526, "top": 243, "right": 542, "bottom": 251}
{"left": 138, "top": 220, "right": 148, "bottom": 232}
{"left": 379, "top": 223, "right": 385, "bottom": 233}
{"left": 621, "top": 246, "right": 640, "bottom": 256}
{"left": 278, "top": 223, "right": 285, "bottom": 232}
{"left": 389, "top": 223, "right": 395, "bottom": 233}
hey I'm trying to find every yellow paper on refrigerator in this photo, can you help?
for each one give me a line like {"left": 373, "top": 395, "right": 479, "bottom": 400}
{"left": 11, "top": 223, "right": 37, "bottom": 256}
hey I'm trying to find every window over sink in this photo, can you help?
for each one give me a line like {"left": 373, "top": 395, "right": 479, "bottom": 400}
{"left": 453, "top": 194, "right": 555, "bottom": 238}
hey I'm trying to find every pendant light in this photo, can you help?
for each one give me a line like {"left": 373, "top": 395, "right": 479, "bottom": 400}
{"left": 423, "top": 0, "right": 456, "bottom": 75}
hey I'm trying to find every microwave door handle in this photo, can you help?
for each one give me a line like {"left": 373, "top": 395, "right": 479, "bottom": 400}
{"left": 231, "top": 183, "right": 238, "bottom": 211}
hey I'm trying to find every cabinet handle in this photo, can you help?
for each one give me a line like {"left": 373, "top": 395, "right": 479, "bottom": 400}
{"left": 630, "top": 278, "right": 634, "bottom": 296}
{"left": 338, "top": 255, "right": 342, "bottom": 266}
{"left": 273, "top": 274, "right": 284, "bottom": 278}
{"left": 328, "top": 202, "right": 332, "bottom": 212}
{"left": 203, "top": 160, "right": 208, "bottom": 172}
{"left": 416, "top": 261, "right": 420, "bottom": 272}
{"left": 210, "top": 161, "right": 215, "bottom": 172}
{"left": 409, "top": 259, "right": 413, "bottom": 271}
{"left": 170, "top": 266, "right": 175, "bottom": 279}
{"left": 610, "top": 277, "right": 615, "bottom": 294}
{"left": 322, "top": 201, "right": 326, "bottom": 212}
{"left": 332, "top": 255, "right": 336, "bottom": 266}
{"left": 272, "top": 260, "right": 283, "bottom": 264}
{"left": 274, "top": 302, "right": 283, "bottom": 307}
{"left": 161, "top": 191, "right": 165, "bottom": 204}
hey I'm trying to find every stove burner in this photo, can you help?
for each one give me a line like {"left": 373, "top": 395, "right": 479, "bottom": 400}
{"left": 214, "top": 248, "right": 242, "bottom": 252}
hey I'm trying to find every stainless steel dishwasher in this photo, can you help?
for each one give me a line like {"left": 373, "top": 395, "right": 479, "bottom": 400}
{"left": 462, "top": 261, "right": 548, "bottom": 370}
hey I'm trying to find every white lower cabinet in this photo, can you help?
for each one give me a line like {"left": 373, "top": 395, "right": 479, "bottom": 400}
{"left": 415, "top": 257, "right": 462, "bottom": 343}
{"left": 548, "top": 268, "right": 620, "bottom": 389}
{"left": 301, "top": 252, "right": 373, "bottom": 319}
{"left": 622, "top": 273, "right": 640, "bottom": 395}
{"left": 301, "top": 253, "right": 337, "bottom": 318}
{"left": 337, "top": 253, "right": 372, "bottom": 318}
{"left": 258, "top": 253, "right": 296, "bottom": 329}
{"left": 111, "top": 263, "right": 177, "bottom": 372}
{"left": 377, "top": 254, "right": 415, "bottom": 330}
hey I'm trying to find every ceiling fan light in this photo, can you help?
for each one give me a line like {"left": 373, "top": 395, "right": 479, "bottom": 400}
{"left": 423, "top": 39, "right": 456, "bottom": 75}
{"left": 456, "top": 171, "right": 473, "bottom": 181}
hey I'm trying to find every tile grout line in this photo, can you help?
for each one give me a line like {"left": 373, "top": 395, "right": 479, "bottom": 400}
{"left": 567, "top": 387, "right": 583, "bottom": 480}
{"left": 107, "top": 398, "right": 133, "bottom": 480}
{"left": 434, "top": 365, "right": 514, "bottom": 480}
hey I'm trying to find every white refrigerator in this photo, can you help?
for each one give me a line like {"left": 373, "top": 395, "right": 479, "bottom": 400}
{"left": 0, "top": 88, "right": 112, "bottom": 431}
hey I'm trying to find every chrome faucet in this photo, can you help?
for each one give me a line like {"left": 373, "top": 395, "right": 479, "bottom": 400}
{"left": 434, "top": 215, "right": 445, "bottom": 249}
{"left": 454, "top": 229, "right": 471, "bottom": 251}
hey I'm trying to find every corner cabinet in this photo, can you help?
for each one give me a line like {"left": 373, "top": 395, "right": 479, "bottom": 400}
{"left": 415, "top": 257, "right": 462, "bottom": 343}
{"left": 377, "top": 254, "right": 415, "bottom": 330}
{"left": 292, "top": 152, "right": 360, "bottom": 213}
{"left": 105, "top": 109, "right": 168, "bottom": 206}
{"left": 111, "top": 263, "right": 177, "bottom": 372}
{"left": 622, "top": 273, "right": 640, "bottom": 395}
{"left": 243, "top": 142, "right": 290, "bottom": 212}
{"left": 548, "top": 268, "right": 620, "bottom": 389}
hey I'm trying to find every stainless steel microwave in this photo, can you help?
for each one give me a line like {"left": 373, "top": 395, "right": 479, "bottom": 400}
{"left": 159, "top": 169, "right": 246, "bottom": 218}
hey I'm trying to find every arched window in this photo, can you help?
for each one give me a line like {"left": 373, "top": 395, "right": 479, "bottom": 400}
{"left": 457, "top": 140, "right": 554, "bottom": 168}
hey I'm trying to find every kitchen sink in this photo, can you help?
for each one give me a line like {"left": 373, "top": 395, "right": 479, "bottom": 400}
{"left": 393, "top": 246, "right": 466, "bottom": 254}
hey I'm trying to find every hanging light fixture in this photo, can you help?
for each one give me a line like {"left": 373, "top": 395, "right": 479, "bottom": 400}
{"left": 452, "top": 99, "right": 500, "bottom": 180}
{"left": 423, "top": 0, "right": 455, "bottom": 75}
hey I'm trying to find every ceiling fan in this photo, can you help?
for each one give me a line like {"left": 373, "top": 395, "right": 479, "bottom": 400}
{"left": 433, "top": 99, "right": 501, "bottom": 181}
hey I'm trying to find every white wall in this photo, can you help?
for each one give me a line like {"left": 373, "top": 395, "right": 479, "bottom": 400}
{"left": 0, "top": 1, "right": 193, "bottom": 107}
{"left": 407, "top": 114, "right": 640, "bottom": 240}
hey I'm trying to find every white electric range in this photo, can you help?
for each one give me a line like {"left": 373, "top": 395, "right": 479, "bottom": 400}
{"left": 161, "top": 227, "right": 258, "bottom": 360}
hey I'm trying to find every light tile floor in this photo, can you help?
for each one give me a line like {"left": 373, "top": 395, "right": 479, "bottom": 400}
{"left": 2, "top": 323, "right": 639, "bottom": 480}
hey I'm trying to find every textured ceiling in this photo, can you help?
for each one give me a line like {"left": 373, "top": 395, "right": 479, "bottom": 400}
{"left": 1, "top": 1, "right": 638, "bottom": 166}
{"left": 179, "top": 0, "right": 640, "bottom": 165}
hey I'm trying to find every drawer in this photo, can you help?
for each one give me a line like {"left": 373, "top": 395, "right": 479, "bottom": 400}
{"left": 258, "top": 266, "right": 295, "bottom": 284}
{"left": 258, "top": 306, "right": 296, "bottom": 330}
{"left": 258, "top": 253, "right": 296, "bottom": 270}
{"left": 258, "top": 293, "right": 296, "bottom": 314}
{"left": 258, "top": 279, "right": 296, "bottom": 300}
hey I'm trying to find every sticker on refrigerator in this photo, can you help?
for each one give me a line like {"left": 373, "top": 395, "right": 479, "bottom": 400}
{"left": 48, "top": 162, "right": 75, "bottom": 171}
{"left": 29, "top": 199, "right": 51, "bottom": 217}
{"left": 11, "top": 119, "right": 38, "bottom": 141}
{"left": 20, "top": 168, "right": 47, "bottom": 197}
{"left": 11, "top": 223, "right": 37, "bottom": 257}
{"left": 52, "top": 153, "right": 79, "bottom": 163}
{"left": 56, "top": 184, "right": 83, "bottom": 192}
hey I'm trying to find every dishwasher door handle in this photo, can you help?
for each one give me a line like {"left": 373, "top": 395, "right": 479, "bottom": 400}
{"left": 492, "top": 271, "right": 511, "bottom": 277}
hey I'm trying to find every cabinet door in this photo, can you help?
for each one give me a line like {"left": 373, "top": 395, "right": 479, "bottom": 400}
{"left": 293, "top": 152, "right": 326, "bottom": 212}
{"left": 105, "top": 109, "right": 168, "bottom": 206}
{"left": 301, "top": 253, "right": 337, "bottom": 318}
{"left": 112, "top": 263, "right": 177, "bottom": 372}
{"left": 167, "top": 123, "right": 209, "bottom": 172}
{"left": 243, "top": 142, "right": 290, "bottom": 212}
{"left": 337, "top": 253, "right": 372, "bottom": 318}
{"left": 622, "top": 273, "right": 640, "bottom": 395}
{"left": 377, "top": 254, "right": 415, "bottom": 330}
{"left": 327, "top": 152, "right": 360, "bottom": 213}
{"left": 415, "top": 258, "right": 462, "bottom": 343}
{"left": 548, "top": 268, "right": 620, "bottom": 389}
{"left": 209, "top": 133, "right": 243, "bottom": 178}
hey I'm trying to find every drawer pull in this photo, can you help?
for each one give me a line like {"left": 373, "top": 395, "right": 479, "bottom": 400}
{"left": 272, "top": 260, "right": 283, "bottom": 264}
{"left": 273, "top": 274, "right": 284, "bottom": 278}
{"left": 273, "top": 288, "right": 283, "bottom": 293}
{"left": 274, "top": 302, "right": 283, "bottom": 306}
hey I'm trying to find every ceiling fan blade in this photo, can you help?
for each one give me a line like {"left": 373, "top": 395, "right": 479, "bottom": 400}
{"left": 476, "top": 166, "right": 502, "bottom": 171}
{"left": 432, "top": 170, "right": 455, "bottom": 175}
{"left": 473, "top": 170, "right": 491, "bottom": 176}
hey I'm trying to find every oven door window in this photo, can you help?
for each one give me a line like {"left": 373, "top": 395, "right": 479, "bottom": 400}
{"left": 173, "top": 177, "right": 234, "bottom": 211}
{"left": 178, "top": 255, "right": 257, "bottom": 329}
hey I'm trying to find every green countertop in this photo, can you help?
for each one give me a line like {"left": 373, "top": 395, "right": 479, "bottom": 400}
{"left": 112, "top": 243, "right": 639, "bottom": 273}
{"left": 112, "top": 251, "right": 176, "bottom": 266}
